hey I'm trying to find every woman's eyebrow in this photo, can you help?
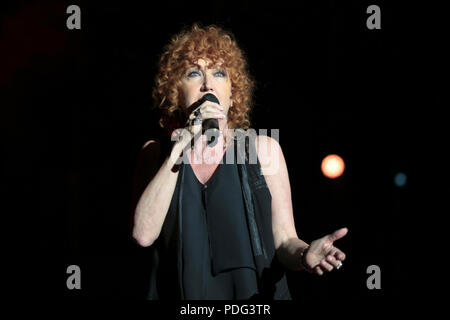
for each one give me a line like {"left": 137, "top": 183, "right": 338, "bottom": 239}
{"left": 187, "top": 63, "right": 224, "bottom": 71}
{"left": 192, "top": 62, "right": 207, "bottom": 68}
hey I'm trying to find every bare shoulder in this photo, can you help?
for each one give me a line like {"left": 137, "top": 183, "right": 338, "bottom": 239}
{"left": 255, "top": 135, "right": 282, "bottom": 158}
{"left": 255, "top": 135, "right": 279, "bottom": 146}
{"left": 136, "top": 140, "right": 162, "bottom": 167}
{"left": 141, "top": 139, "right": 160, "bottom": 150}
{"left": 255, "top": 135, "right": 286, "bottom": 176}
{"left": 140, "top": 139, "right": 160, "bottom": 154}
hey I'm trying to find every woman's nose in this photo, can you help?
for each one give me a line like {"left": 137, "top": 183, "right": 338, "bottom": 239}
{"left": 200, "top": 74, "right": 213, "bottom": 92}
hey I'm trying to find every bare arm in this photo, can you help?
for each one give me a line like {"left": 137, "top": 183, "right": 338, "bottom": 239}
{"left": 132, "top": 96, "right": 226, "bottom": 247}
{"left": 256, "top": 135, "right": 348, "bottom": 274}
{"left": 255, "top": 135, "right": 309, "bottom": 270}
{"left": 132, "top": 138, "right": 187, "bottom": 247}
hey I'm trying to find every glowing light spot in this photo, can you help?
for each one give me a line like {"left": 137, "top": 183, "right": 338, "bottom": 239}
{"left": 321, "top": 154, "right": 345, "bottom": 179}
{"left": 394, "top": 172, "right": 407, "bottom": 187}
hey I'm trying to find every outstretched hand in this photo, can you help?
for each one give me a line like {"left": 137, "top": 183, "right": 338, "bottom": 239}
{"left": 303, "top": 227, "right": 348, "bottom": 275}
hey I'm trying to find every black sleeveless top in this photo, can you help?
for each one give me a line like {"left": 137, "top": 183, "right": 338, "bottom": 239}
{"left": 181, "top": 148, "right": 259, "bottom": 299}
{"left": 147, "top": 134, "right": 292, "bottom": 300}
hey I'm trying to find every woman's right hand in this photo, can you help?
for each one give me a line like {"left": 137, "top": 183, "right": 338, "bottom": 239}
{"left": 171, "top": 100, "right": 226, "bottom": 155}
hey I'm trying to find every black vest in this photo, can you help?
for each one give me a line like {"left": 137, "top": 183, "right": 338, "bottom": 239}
{"left": 147, "top": 131, "right": 291, "bottom": 300}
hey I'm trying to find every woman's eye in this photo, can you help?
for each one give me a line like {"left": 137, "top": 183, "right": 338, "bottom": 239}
{"left": 214, "top": 70, "right": 226, "bottom": 77}
{"left": 187, "top": 71, "right": 201, "bottom": 77}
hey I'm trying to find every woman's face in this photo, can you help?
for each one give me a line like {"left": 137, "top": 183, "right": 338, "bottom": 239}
{"left": 180, "top": 58, "right": 232, "bottom": 115}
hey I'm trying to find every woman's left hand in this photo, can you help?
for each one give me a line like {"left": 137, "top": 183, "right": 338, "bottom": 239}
{"left": 303, "top": 227, "right": 348, "bottom": 275}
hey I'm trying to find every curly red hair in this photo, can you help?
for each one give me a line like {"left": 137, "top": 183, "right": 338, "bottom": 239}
{"left": 152, "top": 23, "right": 254, "bottom": 136}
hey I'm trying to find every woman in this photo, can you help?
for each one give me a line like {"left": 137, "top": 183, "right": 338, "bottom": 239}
{"left": 132, "top": 23, "right": 348, "bottom": 300}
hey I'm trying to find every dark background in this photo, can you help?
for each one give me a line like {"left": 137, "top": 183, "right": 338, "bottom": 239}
{"left": 2, "top": 0, "right": 445, "bottom": 301}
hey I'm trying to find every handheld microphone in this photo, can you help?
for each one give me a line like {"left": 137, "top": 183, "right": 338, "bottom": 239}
{"left": 199, "top": 93, "right": 220, "bottom": 147}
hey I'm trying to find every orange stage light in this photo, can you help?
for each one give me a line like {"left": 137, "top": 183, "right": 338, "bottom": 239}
{"left": 321, "top": 154, "right": 345, "bottom": 179}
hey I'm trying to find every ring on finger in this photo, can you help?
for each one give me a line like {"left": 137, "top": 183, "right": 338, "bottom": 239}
{"left": 193, "top": 115, "right": 202, "bottom": 124}
{"left": 195, "top": 108, "right": 202, "bottom": 116}
{"left": 321, "top": 259, "right": 334, "bottom": 272}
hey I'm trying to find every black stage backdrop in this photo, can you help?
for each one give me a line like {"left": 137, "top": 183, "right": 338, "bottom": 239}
{"left": 2, "top": 0, "right": 445, "bottom": 304}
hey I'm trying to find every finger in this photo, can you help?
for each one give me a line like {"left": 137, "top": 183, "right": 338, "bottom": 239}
{"left": 187, "top": 115, "right": 202, "bottom": 128}
{"left": 333, "top": 250, "right": 346, "bottom": 261}
{"left": 320, "top": 259, "right": 334, "bottom": 272}
{"left": 314, "top": 266, "right": 323, "bottom": 276}
{"left": 199, "top": 101, "right": 224, "bottom": 112}
{"left": 201, "top": 104, "right": 224, "bottom": 113}
{"left": 190, "top": 104, "right": 223, "bottom": 118}
{"left": 327, "top": 227, "right": 348, "bottom": 243}
{"left": 200, "top": 111, "right": 226, "bottom": 120}
{"left": 189, "top": 107, "right": 226, "bottom": 120}
{"left": 326, "top": 255, "right": 342, "bottom": 269}
{"left": 191, "top": 105, "right": 214, "bottom": 117}
{"left": 186, "top": 115, "right": 202, "bottom": 135}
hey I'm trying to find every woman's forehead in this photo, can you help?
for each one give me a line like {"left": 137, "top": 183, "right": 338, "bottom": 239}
{"left": 188, "top": 57, "right": 225, "bottom": 68}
